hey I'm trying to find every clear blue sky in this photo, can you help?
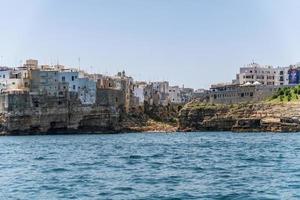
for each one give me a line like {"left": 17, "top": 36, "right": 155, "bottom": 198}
{"left": 1, "top": 0, "right": 300, "bottom": 89}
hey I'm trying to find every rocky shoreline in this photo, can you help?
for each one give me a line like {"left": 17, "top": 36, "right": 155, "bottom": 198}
{"left": 2, "top": 98, "right": 300, "bottom": 135}
{"left": 178, "top": 101, "right": 300, "bottom": 132}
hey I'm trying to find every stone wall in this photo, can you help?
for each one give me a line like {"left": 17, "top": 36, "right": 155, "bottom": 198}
{"left": 96, "top": 88, "right": 125, "bottom": 108}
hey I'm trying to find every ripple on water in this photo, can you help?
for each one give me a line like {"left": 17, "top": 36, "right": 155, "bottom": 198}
{"left": 0, "top": 132, "right": 300, "bottom": 199}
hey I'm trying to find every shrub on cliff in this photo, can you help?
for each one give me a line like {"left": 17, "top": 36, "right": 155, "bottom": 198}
{"left": 269, "top": 86, "right": 300, "bottom": 103}
{"left": 278, "top": 89, "right": 284, "bottom": 96}
{"left": 285, "top": 90, "right": 291, "bottom": 96}
{"left": 280, "top": 95, "right": 284, "bottom": 102}
{"left": 272, "top": 94, "right": 278, "bottom": 99}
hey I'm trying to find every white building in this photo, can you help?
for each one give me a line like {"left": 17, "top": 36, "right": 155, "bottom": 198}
{"left": 58, "top": 70, "right": 79, "bottom": 92}
{"left": 274, "top": 66, "right": 289, "bottom": 85}
{"left": 236, "top": 63, "right": 277, "bottom": 85}
{"left": 0, "top": 68, "right": 11, "bottom": 90}
{"left": 133, "top": 81, "right": 147, "bottom": 106}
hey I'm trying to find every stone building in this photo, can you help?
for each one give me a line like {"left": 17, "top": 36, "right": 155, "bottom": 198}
{"left": 208, "top": 83, "right": 281, "bottom": 104}
{"left": 96, "top": 76, "right": 116, "bottom": 89}
{"left": 113, "top": 71, "right": 134, "bottom": 112}
{"left": 168, "top": 86, "right": 181, "bottom": 104}
{"left": 180, "top": 87, "right": 194, "bottom": 103}
{"left": 144, "top": 81, "right": 170, "bottom": 106}
{"left": 29, "top": 68, "right": 60, "bottom": 96}
{"left": 24, "top": 59, "right": 38, "bottom": 69}
{"left": 96, "top": 88, "right": 125, "bottom": 109}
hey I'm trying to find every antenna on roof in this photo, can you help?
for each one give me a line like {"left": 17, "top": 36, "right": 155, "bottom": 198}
{"left": 78, "top": 57, "right": 81, "bottom": 71}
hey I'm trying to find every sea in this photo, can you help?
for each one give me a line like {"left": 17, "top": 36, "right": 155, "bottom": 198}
{"left": 0, "top": 132, "right": 300, "bottom": 200}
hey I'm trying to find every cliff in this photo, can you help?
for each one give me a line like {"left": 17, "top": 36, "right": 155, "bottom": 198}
{"left": 119, "top": 103, "right": 180, "bottom": 133}
{"left": 178, "top": 101, "right": 300, "bottom": 132}
{"left": 4, "top": 90, "right": 300, "bottom": 134}
{"left": 0, "top": 91, "right": 180, "bottom": 135}
{"left": 0, "top": 92, "right": 121, "bottom": 135}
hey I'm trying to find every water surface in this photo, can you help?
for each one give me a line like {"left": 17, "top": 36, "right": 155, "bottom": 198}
{"left": 0, "top": 132, "right": 300, "bottom": 199}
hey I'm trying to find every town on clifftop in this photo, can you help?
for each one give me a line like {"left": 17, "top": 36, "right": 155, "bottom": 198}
{"left": 0, "top": 59, "right": 300, "bottom": 134}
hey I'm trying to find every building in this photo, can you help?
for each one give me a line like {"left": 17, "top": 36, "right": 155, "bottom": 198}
{"left": 113, "top": 71, "right": 134, "bottom": 111}
{"left": 96, "top": 75, "right": 116, "bottom": 89}
{"left": 236, "top": 63, "right": 279, "bottom": 85}
{"left": 208, "top": 82, "right": 281, "bottom": 104}
{"left": 144, "top": 81, "right": 170, "bottom": 106}
{"left": 168, "top": 86, "right": 181, "bottom": 104}
{"left": 24, "top": 59, "right": 38, "bottom": 69}
{"left": 77, "top": 78, "right": 96, "bottom": 105}
{"left": 133, "top": 81, "right": 147, "bottom": 106}
{"left": 0, "top": 68, "right": 12, "bottom": 91}
{"left": 275, "top": 66, "right": 289, "bottom": 85}
{"left": 29, "top": 68, "right": 60, "bottom": 96}
{"left": 180, "top": 87, "right": 194, "bottom": 103}
{"left": 58, "top": 69, "right": 80, "bottom": 92}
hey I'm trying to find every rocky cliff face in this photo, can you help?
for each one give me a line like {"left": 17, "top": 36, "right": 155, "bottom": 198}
{"left": 0, "top": 92, "right": 121, "bottom": 135}
{"left": 178, "top": 101, "right": 300, "bottom": 132}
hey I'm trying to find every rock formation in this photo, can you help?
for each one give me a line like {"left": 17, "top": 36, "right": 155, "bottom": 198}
{"left": 178, "top": 101, "right": 300, "bottom": 132}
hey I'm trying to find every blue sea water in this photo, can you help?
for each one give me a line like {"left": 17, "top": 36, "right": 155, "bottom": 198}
{"left": 0, "top": 132, "right": 300, "bottom": 200}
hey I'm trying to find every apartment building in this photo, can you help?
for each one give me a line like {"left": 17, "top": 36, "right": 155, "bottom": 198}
{"left": 236, "top": 63, "right": 278, "bottom": 85}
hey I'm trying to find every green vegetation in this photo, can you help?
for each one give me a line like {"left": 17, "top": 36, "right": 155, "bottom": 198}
{"left": 270, "top": 86, "right": 300, "bottom": 102}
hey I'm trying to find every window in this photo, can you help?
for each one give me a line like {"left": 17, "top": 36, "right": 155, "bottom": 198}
{"left": 3, "top": 75, "right": 5, "bottom": 78}
{"left": 72, "top": 76, "right": 74, "bottom": 81}
{"left": 34, "top": 101, "right": 39, "bottom": 107}
{"left": 73, "top": 85, "right": 76, "bottom": 90}
{"left": 62, "top": 76, "right": 65, "bottom": 82}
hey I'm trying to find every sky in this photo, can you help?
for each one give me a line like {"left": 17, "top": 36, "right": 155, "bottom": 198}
{"left": 1, "top": 0, "right": 300, "bottom": 89}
